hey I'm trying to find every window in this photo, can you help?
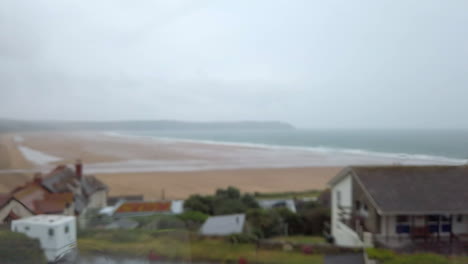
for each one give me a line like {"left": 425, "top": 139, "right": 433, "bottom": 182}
{"left": 397, "top": 215, "right": 409, "bottom": 223}
{"left": 427, "top": 215, "right": 439, "bottom": 222}
{"left": 48, "top": 228, "right": 54, "bottom": 236}
{"left": 24, "top": 226, "right": 30, "bottom": 231}
{"left": 65, "top": 225, "right": 69, "bottom": 234}
{"left": 355, "top": 200, "right": 361, "bottom": 210}
{"left": 336, "top": 191, "right": 341, "bottom": 206}
{"left": 457, "top": 215, "right": 463, "bottom": 223}
{"left": 363, "top": 204, "right": 368, "bottom": 212}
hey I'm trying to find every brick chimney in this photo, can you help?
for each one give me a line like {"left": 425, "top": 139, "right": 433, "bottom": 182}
{"left": 75, "top": 159, "right": 83, "bottom": 179}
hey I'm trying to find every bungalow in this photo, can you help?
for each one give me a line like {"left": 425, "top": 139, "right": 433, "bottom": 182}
{"left": 329, "top": 166, "right": 468, "bottom": 250}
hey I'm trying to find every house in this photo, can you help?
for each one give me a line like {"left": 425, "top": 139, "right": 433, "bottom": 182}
{"left": 11, "top": 180, "right": 75, "bottom": 215}
{"left": 258, "top": 199, "right": 297, "bottom": 213}
{"left": 0, "top": 194, "right": 34, "bottom": 224}
{"left": 11, "top": 215, "right": 77, "bottom": 263}
{"left": 200, "top": 214, "right": 246, "bottom": 236}
{"left": 329, "top": 166, "right": 468, "bottom": 250}
{"left": 40, "top": 160, "right": 108, "bottom": 214}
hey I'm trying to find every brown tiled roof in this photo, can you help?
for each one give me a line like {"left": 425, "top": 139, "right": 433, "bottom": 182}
{"left": 349, "top": 166, "right": 468, "bottom": 214}
{"left": 33, "top": 200, "right": 65, "bottom": 214}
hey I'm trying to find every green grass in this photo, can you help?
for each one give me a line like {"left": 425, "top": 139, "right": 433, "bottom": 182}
{"left": 366, "top": 248, "right": 468, "bottom": 264}
{"left": 78, "top": 230, "right": 324, "bottom": 264}
{"left": 270, "top": 236, "right": 326, "bottom": 245}
{"left": 254, "top": 190, "right": 321, "bottom": 200}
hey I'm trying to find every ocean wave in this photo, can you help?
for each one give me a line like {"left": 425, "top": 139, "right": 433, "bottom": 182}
{"left": 102, "top": 131, "right": 468, "bottom": 166}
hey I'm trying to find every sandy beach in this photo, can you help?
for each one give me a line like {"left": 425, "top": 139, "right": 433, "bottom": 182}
{"left": 0, "top": 132, "right": 341, "bottom": 198}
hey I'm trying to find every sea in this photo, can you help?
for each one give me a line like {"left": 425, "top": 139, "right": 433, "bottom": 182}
{"left": 119, "top": 129, "right": 468, "bottom": 166}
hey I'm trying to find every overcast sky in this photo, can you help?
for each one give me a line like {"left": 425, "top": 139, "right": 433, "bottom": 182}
{"left": 1, "top": 0, "right": 467, "bottom": 129}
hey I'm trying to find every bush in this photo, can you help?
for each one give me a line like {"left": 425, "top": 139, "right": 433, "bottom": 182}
{"left": 0, "top": 230, "right": 47, "bottom": 264}
{"left": 178, "top": 211, "right": 209, "bottom": 223}
{"left": 184, "top": 187, "right": 259, "bottom": 216}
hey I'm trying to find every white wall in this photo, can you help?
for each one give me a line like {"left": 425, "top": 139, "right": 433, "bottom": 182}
{"left": 331, "top": 174, "right": 362, "bottom": 247}
{"left": 87, "top": 190, "right": 107, "bottom": 209}
{"left": 0, "top": 200, "right": 33, "bottom": 223}
{"left": 452, "top": 215, "right": 468, "bottom": 234}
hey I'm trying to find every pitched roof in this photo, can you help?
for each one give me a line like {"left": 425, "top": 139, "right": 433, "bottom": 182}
{"left": 200, "top": 214, "right": 245, "bottom": 236}
{"left": 41, "top": 166, "right": 78, "bottom": 193}
{"left": 81, "top": 175, "right": 108, "bottom": 196}
{"left": 345, "top": 166, "right": 468, "bottom": 215}
{"left": 11, "top": 183, "right": 48, "bottom": 211}
{"left": 0, "top": 194, "right": 12, "bottom": 208}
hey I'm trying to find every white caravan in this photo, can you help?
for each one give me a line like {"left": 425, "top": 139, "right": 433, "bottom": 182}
{"left": 11, "top": 215, "right": 77, "bottom": 263}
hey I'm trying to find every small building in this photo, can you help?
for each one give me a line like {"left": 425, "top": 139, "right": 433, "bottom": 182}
{"left": 258, "top": 199, "right": 297, "bottom": 213}
{"left": 329, "top": 166, "right": 468, "bottom": 251}
{"left": 200, "top": 214, "right": 246, "bottom": 236}
{"left": 11, "top": 215, "right": 77, "bottom": 263}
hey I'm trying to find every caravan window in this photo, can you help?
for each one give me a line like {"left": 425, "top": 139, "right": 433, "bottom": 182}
{"left": 65, "top": 225, "right": 69, "bottom": 234}
{"left": 48, "top": 228, "right": 54, "bottom": 236}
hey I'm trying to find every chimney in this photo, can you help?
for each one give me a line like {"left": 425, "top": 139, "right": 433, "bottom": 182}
{"left": 33, "top": 173, "right": 42, "bottom": 184}
{"left": 75, "top": 159, "right": 83, "bottom": 179}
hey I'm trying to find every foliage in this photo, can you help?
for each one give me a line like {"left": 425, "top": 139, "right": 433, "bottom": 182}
{"left": 254, "top": 190, "right": 320, "bottom": 199}
{"left": 177, "top": 211, "right": 209, "bottom": 223}
{"left": 247, "top": 208, "right": 284, "bottom": 238}
{"left": 183, "top": 195, "right": 213, "bottom": 215}
{"left": 300, "top": 207, "right": 330, "bottom": 235}
{"left": 184, "top": 186, "right": 259, "bottom": 216}
{"left": 0, "top": 230, "right": 47, "bottom": 264}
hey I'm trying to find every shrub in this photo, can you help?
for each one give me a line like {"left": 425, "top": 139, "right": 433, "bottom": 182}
{"left": 0, "top": 230, "right": 47, "bottom": 264}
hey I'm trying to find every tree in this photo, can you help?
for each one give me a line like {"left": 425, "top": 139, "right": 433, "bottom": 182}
{"left": 184, "top": 195, "right": 213, "bottom": 214}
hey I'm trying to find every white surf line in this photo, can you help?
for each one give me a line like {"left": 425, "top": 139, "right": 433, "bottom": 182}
{"left": 18, "top": 146, "right": 62, "bottom": 165}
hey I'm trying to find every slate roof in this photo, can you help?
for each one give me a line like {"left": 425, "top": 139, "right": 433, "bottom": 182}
{"left": 200, "top": 214, "right": 245, "bottom": 236}
{"left": 343, "top": 166, "right": 468, "bottom": 214}
{"left": 42, "top": 166, "right": 78, "bottom": 193}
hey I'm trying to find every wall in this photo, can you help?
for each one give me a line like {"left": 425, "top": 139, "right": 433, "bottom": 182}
{"left": 331, "top": 174, "right": 362, "bottom": 247}
{"left": 452, "top": 214, "right": 468, "bottom": 234}
{"left": 87, "top": 190, "right": 107, "bottom": 209}
{"left": 352, "top": 177, "right": 380, "bottom": 233}
{"left": 0, "top": 200, "right": 33, "bottom": 223}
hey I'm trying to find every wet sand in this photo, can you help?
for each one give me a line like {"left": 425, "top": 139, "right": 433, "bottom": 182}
{"left": 0, "top": 132, "right": 341, "bottom": 198}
